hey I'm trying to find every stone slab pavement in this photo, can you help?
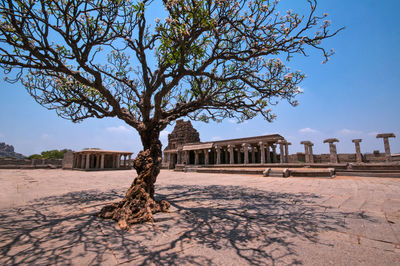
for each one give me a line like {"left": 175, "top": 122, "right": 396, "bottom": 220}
{"left": 0, "top": 169, "right": 399, "bottom": 265}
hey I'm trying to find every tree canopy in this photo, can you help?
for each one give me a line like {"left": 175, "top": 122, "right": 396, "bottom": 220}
{"left": 0, "top": 0, "right": 341, "bottom": 146}
{"left": 28, "top": 149, "right": 70, "bottom": 159}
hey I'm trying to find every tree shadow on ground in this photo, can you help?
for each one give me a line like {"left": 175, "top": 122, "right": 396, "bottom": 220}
{"left": 0, "top": 185, "right": 374, "bottom": 265}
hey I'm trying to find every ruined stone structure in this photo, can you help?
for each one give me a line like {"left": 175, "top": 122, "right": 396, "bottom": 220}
{"left": 163, "top": 120, "right": 288, "bottom": 169}
{"left": 323, "top": 138, "right": 339, "bottom": 164}
{"left": 163, "top": 121, "right": 399, "bottom": 169}
{"left": 376, "top": 133, "right": 396, "bottom": 162}
{"left": 352, "top": 139, "right": 363, "bottom": 163}
{"left": 165, "top": 120, "right": 200, "bottom": 150}
{"left": 67, "top": 149, "right": 133, "bottom": 170}
{"left": 300, "top": 141, "right": 314, "bottom": 163}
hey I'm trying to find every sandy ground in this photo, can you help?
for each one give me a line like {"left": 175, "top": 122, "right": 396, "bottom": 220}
{"left": 0, "top": 169, "right": 400, "bottom": 265}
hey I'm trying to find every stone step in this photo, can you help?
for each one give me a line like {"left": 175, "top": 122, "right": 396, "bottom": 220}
{"left": 336, "top": 171, "right": 400, "bottom": 178}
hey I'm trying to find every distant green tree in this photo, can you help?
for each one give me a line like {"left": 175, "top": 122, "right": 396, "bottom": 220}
{"left": 28, "top": 149, "right": 70, "bottom": 159}
{"left": 28, "top": 154, "right": 42, "bottom": 159}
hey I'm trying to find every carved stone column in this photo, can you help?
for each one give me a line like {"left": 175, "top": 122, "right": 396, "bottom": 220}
{"left": 96, "top": 155, "right": 101, "bottom": 168}
{"left": 352, "top": 139, "right": 363, "bottom": 163}
{"left": 184, "top": 151, "right": 190, "bottom": 164}
{"left": 272, "top": 144, "right": 277, "bottom": 163}
{"left": 266, "top": 143, "right": 271, "bottom": 163}
{"left": 278, "top": 140, "right": 285, "bottom": 164}
{"left": 242, "top": 143, "right": 250, "bottom": 164}
{"left": 194, "top": 150, "right": 199, "bottom": 165}
{"left": 215, "top": 146, "right": 221, "bottom": 165}
{"left": 259, "top": 142, "right": 265, "bottom": 164}
{"left": 308, "top": 143, "right": 314, "bottom": 163}
{"left": 285, "top": 142, "right": 291, "bottom": 163}
{"left": 376, "top": 133, "right": 396, "bottom": 162}
{"left": 323, "top": 138, "right": 339, "bottom": 164}
{"left": 300, "top": 141, "right": 312, "bottom": 163}
{"left": 228, "top": 145, "right": 235, "bottom": 164}
{"left": 85, "top": 154, "right": 90, "bottom": 169}
{"left": 116, "top": 154, "right": 121, "bottom": 168}
{"left": 251, "top": 146, "right": 256, "bottom": 163}
{"left": 100, "top": 154, "right": 105, "bottom": 169}
{"left": 204, "top": 149, "right": 209, "bottom": 165}
{"left": 177, "top": 150, "right": 182, "bottom": 164}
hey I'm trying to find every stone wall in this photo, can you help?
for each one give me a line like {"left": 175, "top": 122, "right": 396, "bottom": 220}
{"left": 62, "top": 151, "right": 74, "bottom": 169}
{"left": 0, "top": 158, "right": 62, "bottom": 169}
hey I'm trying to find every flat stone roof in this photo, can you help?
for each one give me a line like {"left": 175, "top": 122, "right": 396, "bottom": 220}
{"left": 74, "top": 150, "right": 133, "bottom": 155}
{"left": 164, "top": 134, "right": 285, "bottom": 152}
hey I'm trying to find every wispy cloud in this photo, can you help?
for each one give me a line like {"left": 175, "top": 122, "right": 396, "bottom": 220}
{"left": 367, "top": 131, "right": 378, "bottom": 137}
{"left": 211, "top": 136, "right": 222, "bottom": 141}
{"left": 299, "top": 128, "right": 319, "bottom": 134}
{"left": 106, "top": 125, "right": 130, "bottom": 134}
{"left": 40, "top": 133, "right": 50, "bottom": 140}
{"left": 338, "top": 128, "right": 362, "bottom": 135}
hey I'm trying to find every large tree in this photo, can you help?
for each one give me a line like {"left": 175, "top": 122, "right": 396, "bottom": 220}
{"left": 0, "top": 0, "right": 341, "bottom": 229}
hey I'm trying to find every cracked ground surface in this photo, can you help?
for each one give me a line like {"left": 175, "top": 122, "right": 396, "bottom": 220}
{"left": 0, "top": 169, "right": 399, "bottom": 265}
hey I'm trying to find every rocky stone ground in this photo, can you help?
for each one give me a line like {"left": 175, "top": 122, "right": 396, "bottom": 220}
{"left": 0, "top": 169, "right": 399, "bottom": 265}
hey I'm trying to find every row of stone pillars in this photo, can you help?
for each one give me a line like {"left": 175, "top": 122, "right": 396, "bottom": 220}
{"left": 175, "top": 140, "right": 292, "bottom": 165}
{"left": 73, "top": 153, "right": 132, "bottom": 170}
{"left": 301, "top": 133, "right": 396, "bottom": 164}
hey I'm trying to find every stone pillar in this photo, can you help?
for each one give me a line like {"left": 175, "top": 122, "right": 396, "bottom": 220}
{"left": 194, "top": 150, "right": 199, "bottom": 165}
{"left": 323, "top": 138, "right": 339, "bottom": 164}
{"left": 116, "top": 154, "right": 121, "bottom": 168}
{"left": 215, "top": 146, "right": 221, "bottom": 165}
{"left": 96, "top": 155, "right": 101, "bottom": 169}
{"left": 259, "top": 142, "right": 265, "bottom": 164}
{"left": 376, "top": 133, "right": 396, "bottom": 162}
{"left": 266, "top": 144, "right": 271, "bottom": 163}
{"left": 204, "top": 149, "right": 209, "bottom": 165}
{"left": 300, "top": 141, "right": 312, "bottom": 163}
{"left": 177, "top": 151, "right": 182, "bottom": 164}
{"left": 242, "top": 143, "right": 249, "bottom": 164}
{"left": 228, "top": 145, "right": 234, "bottom": 164}
{"left": 308, "top": 143, "right": 314, "bottom": 163}
{"left": 85, "top": 154, "right": 90, "bottom": 169}
{"left": 352, "top": 139, "right": 363, "bottom": 163}
{"left": 79, "top": 154, "right": 86, "bottom": 169}
{"left": 184, "top": 151, "right": 189, "bottom": 164}
{"left": 237, "top": 147, "right": 242, "bottom": 164}
{"left": 285, "top": 142, "right": 291, "bottom": 163}
{"left": 278, "top": 140, "right": 285, "bottom": 164}
{"left": 224, "top": 149, "right": 228, "bottom": 164}
{"left": 272, "top": 145, "right": 277, "bottom": 163}
{"left": 128, "top": 155, "right": 132, "bottom": 167}
{"left": 251, "top": 146, "right": 256, "bottom": 163}
{"left": 100, "top": 154, "right": 105, "bottom": 169}
{"left": 123, "top": 155, "right": 126, "bottom": 167}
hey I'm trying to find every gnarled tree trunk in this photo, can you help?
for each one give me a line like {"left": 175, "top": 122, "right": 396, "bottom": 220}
{"left": 98, "top": 133, "right": 170, "bottom": 230}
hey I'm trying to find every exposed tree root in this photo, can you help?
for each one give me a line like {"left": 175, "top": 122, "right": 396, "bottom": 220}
{"left": 98, "top": 144, "right": 170, "bottom": 230}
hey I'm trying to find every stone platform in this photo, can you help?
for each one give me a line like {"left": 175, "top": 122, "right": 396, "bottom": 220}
{"left": 1, "top": 169, "right": 400, "bottom": 265}
{"left": 176, "top": 163, "right": 400, "bottom": 178}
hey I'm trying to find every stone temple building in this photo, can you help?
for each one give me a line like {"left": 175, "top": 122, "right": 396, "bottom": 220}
{"left": 63, "top": 149, "right": 133, "bottom": 170}
{"left": 163, "top": 120, "right": 290, "bottom": 169}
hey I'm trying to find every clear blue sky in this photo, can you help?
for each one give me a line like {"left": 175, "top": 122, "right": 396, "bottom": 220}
{"left": 0, "top": 0, "right": 399, "bottom": 156}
